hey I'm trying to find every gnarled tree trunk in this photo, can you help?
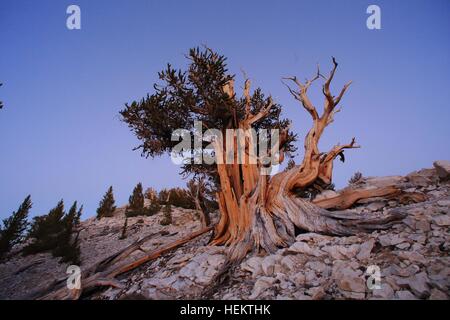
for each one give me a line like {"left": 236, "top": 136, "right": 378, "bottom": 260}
{"left": 187, "top": 178, "right": 211, "bottom": 227}
{"left": 210, "top": 58, "right": 404, "bottom": 260}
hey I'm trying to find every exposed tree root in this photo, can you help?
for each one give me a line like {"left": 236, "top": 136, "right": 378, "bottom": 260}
{"left": 209, "top": 59, "right": 415, "bottom": 261}
{"left": 312, "top": 186, "right": 401, "bottom": 210}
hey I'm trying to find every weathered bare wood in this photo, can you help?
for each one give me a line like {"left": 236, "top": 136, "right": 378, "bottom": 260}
{"left": 94, "top": 231, "right": 166, "bottom": 273}
{"left": 187, "top": 178, "right": 211, "bottom": 227}
{"left": 38, "top": 227, "right": 213, "bottom": 300}
{"left": 13, "top": 258, "right": 45, "bottom": 275}
{"left": 211, "top": 58, "right": 413, "bottom": 261}
{"left": 312, "top": 186, "right": 401, "bottom": 210}
{"left": 108, "top": 226, "right": 213, "bottom": 277}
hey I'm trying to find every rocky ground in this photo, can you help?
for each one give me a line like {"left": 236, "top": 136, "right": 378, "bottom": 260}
{"left": 0, "top": 161, "right": 449, "bottom": 300}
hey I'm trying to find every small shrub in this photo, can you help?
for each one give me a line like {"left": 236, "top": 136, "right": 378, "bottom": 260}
{"left": 160, "top": 204, "right": 172, "bottom": 226}
{"left": 349, "top": 172, "right": 363, "bottom": 185}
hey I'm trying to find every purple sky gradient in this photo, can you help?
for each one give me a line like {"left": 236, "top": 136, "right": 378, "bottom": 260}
{"left": 1, "top": 0, "right": 449, "bottom": 220}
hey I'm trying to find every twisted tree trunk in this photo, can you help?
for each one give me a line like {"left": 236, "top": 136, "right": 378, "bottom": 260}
{"left": 210, "top": 59, "right": 404, "bottom": 260}
{"left": 187, "top": 178, "right": 211, "bottom": 227}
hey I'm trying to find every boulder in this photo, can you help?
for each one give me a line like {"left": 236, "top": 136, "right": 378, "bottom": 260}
{"left": 433, "top": 160, "right": 450, "bottom": 180}
{"left": 406, "top": 173, "right": 432, "bottom": 187}
{"left": 436, "top": 199, "right": 450, "bottom": 207}
{"left": 306, "top": 286, "right": 326, "bottom": 300}
{"left": 356, "top": 239, "right": 375, "bottom": 261}
{"left": 332, "top": 261, "right": 366, "bottom": 296}
{"left": 431, "top": 214, "right": 450, "bottom": 226}
{"left": 280, "top": 256, "right": 298, "bottom": 273}
{"left": 261, "top": 255, "right": 282, "bottom": 276}
{"left": 415, "top": 220, "right": 430, "bottom": 232}
{"left": 378, "top": 234, "right": 406, "bottom": 247}
{"left": 395, "top": 290, "right": 418, "bottom": 300}
{"left": 291, "top": 272, "right": 306, "bottom": 286}
{"left": 288, "top": 242, "right": 325, "bottom": 257}
{"left": 322, "top": 244, "right": 359, "bottom": 260}
{"left": 367, "top": 201, "right": 386, "bottom": 212}
{"left": 241, "top": 257, "right": 263, "bottom": 277}
{"left": 429, "top": 288, "right": 448, "bottom": 300}
{"left": 394, "top": 272, "right": 430, "bottom": 298}
{"left": 305, "top": 261, "right": 329, "bottom": 275}
{"left": 388, "top": 264, "right": 420, "bottom": 278}
{"left": 249, "top": 276, "right": 276, "bottom": 299}
{"left": 397, "top": 251, "right": 427, "bottom": 265}
{"left": 372, "top": 283, "right": 394, "bottom": 299}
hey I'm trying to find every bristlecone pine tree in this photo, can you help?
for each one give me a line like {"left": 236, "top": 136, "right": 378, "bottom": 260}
{"left": 157, "top": 188, "right": 195, "bottom": 209}
{"left": 120, "top": 47, "right": 405, "bottom": 260}
{"left": 127, "top": 182, "right": 145, "bottom": 217}
{"left": 96, "top": 186, "right": 116, "bottom": 219}
{"left": 0, "top": 195, "right": 32, "bottom": 260}
{"left": 23, "top": 200, "right": 82, "bottom": 265}
{"left": 52, "top": 202, "right": 82, "bottom": 265}
{"left": 144, "top": 187, "right": 158, "bottom": 202}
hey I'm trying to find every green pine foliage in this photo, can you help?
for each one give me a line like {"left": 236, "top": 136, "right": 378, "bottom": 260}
{"left": 160, "top": 204, "right": 172, "bottom": 226}
{"left": 158, "top": 188, "right": 195, "bottom": 209}
{"left": 23, "top": 200, "right": 82, "bottom": 265}
{"left": 146, "top": 201, "right": 161, "bottom": 216}
{"left": 349, "top": 172, "right": 363, "bottom": 185}
{"left": 52, "top": 202, "right": 82, "bottom": 265}
{"left": 0, "top": 195, "right": 32, "bottom": 260}
{"left": 96, "top": 186, "right": 116, "bottom": 219}
{"left": 126, "top": 183, "right": 145, "bottom": 217}
{"left": 23, "top": 200, "right": 65, "bottom": 254}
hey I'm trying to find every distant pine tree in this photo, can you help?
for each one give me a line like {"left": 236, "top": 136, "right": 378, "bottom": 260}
{"left": 23, "top": 200, "right": 65, "bottom": 255}
{"left": 157, "top": 188, "right": 195, "bottom": 209}
{"left": 144, "top": 187, "right": 161, "bottom": 216}
{"left": 126, "top": 183, "right": 145, "bottom": 217}
{"left": 144, "top": 187, "right": 158, "bottom": 202}
{"left": 160, "top": 204, "right": 172, "bottom": 226}
{"left": 23, "top": 200, "right": 82, "bottom": 265}
{"left": 0, "top": 195, "right": 32, "bottom": 260}
{"left": 96, "top": 186, "right": 116, "bottom": 219}
{"left": 52, "top": 201, "right": 82, "bottom": 265}
{"left": 146, "top": 201, "right": 161, "bottom": 216}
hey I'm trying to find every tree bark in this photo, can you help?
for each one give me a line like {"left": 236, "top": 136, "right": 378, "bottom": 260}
{"left": 210, "top": 59, "right": 408, "bottom": 260}
{"left": 187, "top": 178, "right": 211, "bottom": 227}
{"left": 312, "top": 186, "right": 401, "bottom": 210}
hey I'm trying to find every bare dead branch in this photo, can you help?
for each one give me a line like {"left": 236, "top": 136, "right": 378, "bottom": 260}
{"left": 247, "top": 96, "right": 274, "bottom": 124}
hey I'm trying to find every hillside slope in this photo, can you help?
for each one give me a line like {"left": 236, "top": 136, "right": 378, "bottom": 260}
{"left": 0, "top": 162, "right": 449, "bottom": 300}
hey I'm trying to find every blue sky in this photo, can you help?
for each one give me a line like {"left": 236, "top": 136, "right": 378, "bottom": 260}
{"left": 1, "top": 0, "right": 449, "bottom": 220}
